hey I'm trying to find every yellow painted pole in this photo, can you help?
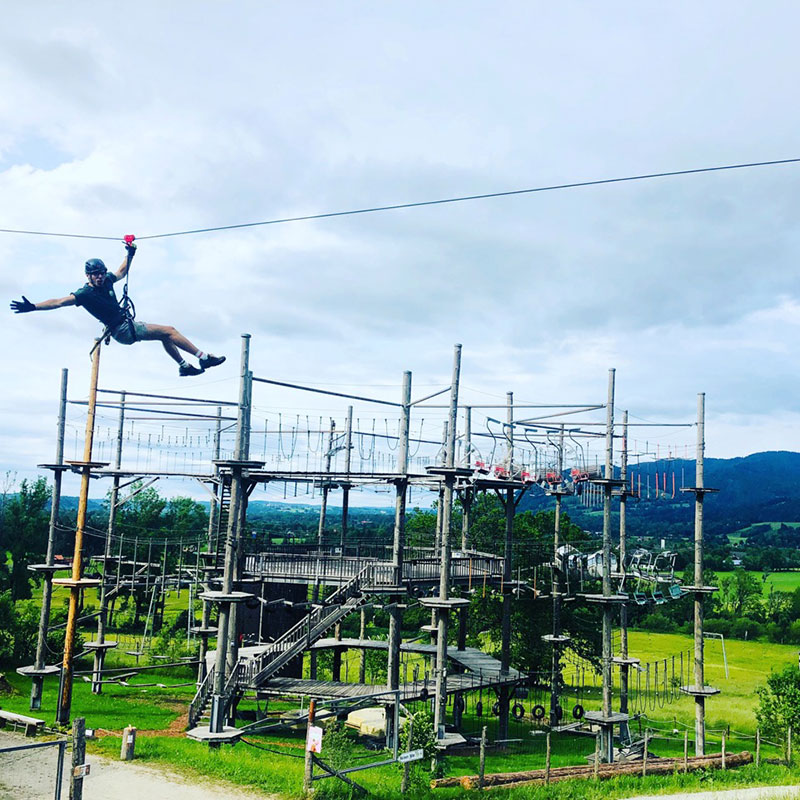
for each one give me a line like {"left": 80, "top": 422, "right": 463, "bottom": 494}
{"left": 56, "top": 341, "right": 102, "bottom": 725}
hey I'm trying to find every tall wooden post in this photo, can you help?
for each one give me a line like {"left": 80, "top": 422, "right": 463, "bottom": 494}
{"left": 30, "top": 368, "right": 68, "bottom": 710}
{"left": 498, "top": 391, "right": 514, "bottom": 741}
{"left": 693, "top": 393, "right": 708, "bottom": 754}
{"left": 209, "top": 334, "right": 253, "bottom": 732}
{"left": 340, "top": 405, "right": 353, "bottom": 551}
{"left": 433, "top": 345, "right": 461, "bottom": 737}
{"left": 549, "top": 425, "right": 566, "bottom": 728}
{"left": 600, "top": 368, "right": 616, "bottom": 761}
{"left": 388, "top": 373, "right": 411, "bottom": 692}
{"left": 56, "top": 343, "right": 103, "bottom": 726}
{"left": 618, "top": 410, "right": 631, "bottom": 742}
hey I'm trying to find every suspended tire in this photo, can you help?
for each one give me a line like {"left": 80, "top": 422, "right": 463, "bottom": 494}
{"left": 420, "top": 686, "right": 429, "bottom": 700}
{"left": 511, "top": 703, "right": 525, "bottom": 720}
{"left": 454, "top": 695, "right": 466, "bottom": 713}
{"left": 492, "top": 701, "right": 500, "bottom": 717}
{"left": 572, "top": 704, "right": 584, "bottom": 720}
{"left": 476, "top": 700, "right": 483, "bottom": 717}
{"left": 532, "top": 704, "right": 546, "bottom": 720}
{"left": 556, "top": 705, "right": 564, "bottom": 721}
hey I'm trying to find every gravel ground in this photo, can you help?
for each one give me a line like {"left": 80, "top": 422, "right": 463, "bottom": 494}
{"left": 621, "top": 785, "right": 800, "bottom": 800}
{"left": 0, "top": 730, "right": 274, "bottom": 800}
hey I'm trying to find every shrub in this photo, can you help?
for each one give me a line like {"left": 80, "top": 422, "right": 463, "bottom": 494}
{"left": 756, "top": 664, "right": 800, "bottom": 755}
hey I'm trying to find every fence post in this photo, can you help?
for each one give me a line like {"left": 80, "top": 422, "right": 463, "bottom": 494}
{"left": 594, "top": 731, "right": 600, "bottom": 779}
{"left": 788, "top": 725, "right": 792, "bottom": 767}
{"left": 401, "top": 717, "right": 414, "bottom": 793}
{"left": 721, "top": 732, "right": 726, "bottom": 769}
{"left": 642, "top": 730, "right": 649, "bottom": 777}
{"left": 756, "top": 728, "right": 761, "bottom": 768}
{"left": 545, "top": 731, "right": 551, "bottom": 785}
{"left": 303, "top": 699, "right": 316, "bottom": 795}
{"left": 478, "top": 725, "right": 487, "bottom": 790}
{"left": 70, "top": 717, "right": 86, "bottom": 800}
{"left": 683, "top": 729, "right": 688, "bottom": 773}
{"left": 120, "top": 725, "right": 136, "bottom": 761}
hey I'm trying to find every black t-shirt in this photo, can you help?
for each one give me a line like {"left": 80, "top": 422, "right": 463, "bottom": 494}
{"left": 72, "top": 274, "right": 124, "bottom": 328}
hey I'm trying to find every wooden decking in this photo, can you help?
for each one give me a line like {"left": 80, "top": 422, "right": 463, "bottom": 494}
{"left": 259, "top": 671, "right": 521, "bottom": 703}
{"left": 254, "top": 639, "right": 523, "bottom": 701}
{"left": 311, "top": 638, "right": 523, "bottom": 682}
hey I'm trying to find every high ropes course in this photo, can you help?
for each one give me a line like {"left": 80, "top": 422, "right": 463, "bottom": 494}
{"left": 5, "top": 154, "right": 756, "bottom": 772}
{"left": 14, "top": 334, "right": 720, "bottom": 771}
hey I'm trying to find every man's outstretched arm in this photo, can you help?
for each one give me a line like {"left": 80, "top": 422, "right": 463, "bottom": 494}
{"left": 10, "top": 295, "right": 76, "bottom": 313}
{"left": 114, "top": 241, "right": 137, "bottom": 281}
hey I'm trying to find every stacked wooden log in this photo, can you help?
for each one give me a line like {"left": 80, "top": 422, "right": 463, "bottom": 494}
{"left": 431, "top": 750, "right": 752, "bottom": 790}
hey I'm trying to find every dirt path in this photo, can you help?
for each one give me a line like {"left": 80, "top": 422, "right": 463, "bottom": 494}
{"left": 0, "top": 730, "right": 275, "bottom": 800}
{"left": 622, "top": 786, "right": 800, "bottom": 800}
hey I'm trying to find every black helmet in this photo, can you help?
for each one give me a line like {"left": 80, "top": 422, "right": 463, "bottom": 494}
{"left": 85, "top": 258, "right": 107, "bottom": 275}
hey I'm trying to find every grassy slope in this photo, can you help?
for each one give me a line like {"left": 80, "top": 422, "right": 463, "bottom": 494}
{"left": 626, "top": 630, "right": 798, "bottom": 734}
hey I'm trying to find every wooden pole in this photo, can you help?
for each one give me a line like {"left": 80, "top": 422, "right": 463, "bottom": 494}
{"left": 788, "top": 725, "right": 792, "bottom": 766}
{"left": 70, "top": 717, "right": 86, "bottom": 800}
{"left": 694, "top": 392, "right": 707, "bottom": 755}
{"left": 722, "top": 732, "right": 726, "bottom": 769}
{"left": 684, "top": 729, "right": 689, "bottom": 772}
{"left": 434, "top": 345, "right": 461, "bottom": 739}
{"left": 642, "top": 730, "right": 648, "bottom": 776}
{"left": 756, "top": 728, "right": 761, "bottom": 768}
{"left": 120, "top": 725, "right": 136, "bottom": 761}
{"left": 31, "top": 368, "right": 68, "bottom": 710}
{"left": 479, "top": 725, "right": 487, "bottom": 790}
{"left": 601, "top": 369, "right": 615, "bottom": 762}
{"left": 498, "top": 391, "right": 514, "bottom": 741}
{"left": 401, "top": 716, "right": 414, "bottom": 793}
{"left": 594, "top": 731, "right": 600, "bottom": 779}
{"left": 545, "top": 732, "right": 551, "bottom": 785}
{"left": 57, "top": 343, "right": 101, "bottom": 726}
{"left": 303, "top": 699, "right": 316, "bottom": 795}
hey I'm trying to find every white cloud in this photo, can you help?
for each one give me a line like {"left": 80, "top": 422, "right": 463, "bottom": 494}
{"left": 1, "top": 1, "right": 799, "bottom": 504}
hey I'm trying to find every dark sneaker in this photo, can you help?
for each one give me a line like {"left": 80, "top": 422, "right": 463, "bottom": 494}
{"left": 199, "top": 354, "right": 226, "bottom": 370}
{"left": 179, "top": 364, "right": 203, "bottom": 377}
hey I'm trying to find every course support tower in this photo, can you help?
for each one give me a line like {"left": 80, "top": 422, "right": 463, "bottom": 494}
{"left": 28, "top": 368, "right": 69, "bottom": 709}
{"left": 600, "top": 369, "right": 616, "bottom": 761}
{"left": 546, "top": 426, "right": 570, "bottom": 728}
{"left": 498, "top": 391, "right": 514, "bottom": 742}
{"left": 195, "top": 407, "right": 222, "bottom": 687}
{"left": 386, "top": 372, "right": 411, "bottom": 746}
{"left": 56, "top": 343, "right": 106, "bottom": 725}
{"left": 207, "top": 334, "right": 259, "bottom": 736}
{"left": 616, "top": 410, "right": 638, "bottom": 744}
{"left": 431, "top": 345, "right": 462, "bottom": 738}
{"left": 583, "top": 370, "right": 626, "bottom": 761}
{"left": 680, "top": 393, "right": 720, "bottom": 754}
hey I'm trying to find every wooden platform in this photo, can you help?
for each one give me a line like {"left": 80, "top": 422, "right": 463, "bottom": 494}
{"left": 310, "top": 638, "right": 523, "bottom": 682}
{"left": 259, "top": 670, "right": 522, "bottom": 702}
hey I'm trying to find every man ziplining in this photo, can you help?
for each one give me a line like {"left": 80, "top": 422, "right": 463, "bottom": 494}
{"left": 9, "top": 239, "right": 225, "bottom": 377}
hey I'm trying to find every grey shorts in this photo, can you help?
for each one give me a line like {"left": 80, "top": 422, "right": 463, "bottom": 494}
{"left": 110, "top": 319, "right": 148, "bottom": 345}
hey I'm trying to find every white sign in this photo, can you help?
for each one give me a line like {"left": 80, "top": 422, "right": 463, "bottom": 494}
{"left": 398, "top": 749, "right": 424, "bottom": 764}
{"left": 306, "top": 725, "right": 323, "bottom": 753}
{"left": 72, "top": 764, "right": 91, "bottom": 778}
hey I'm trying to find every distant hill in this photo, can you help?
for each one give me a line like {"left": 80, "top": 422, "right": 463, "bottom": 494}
{"left": 518, "top": 451, "right": 800, "bottom": 541}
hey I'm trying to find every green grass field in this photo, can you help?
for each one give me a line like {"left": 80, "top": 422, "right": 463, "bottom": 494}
{"left": 4, "top": 627, "right": 800, "bottom": 799}
{"left": 712, "top": 570, "right": 800, "bottom": 593}
{"left": 625, "top": 630, "right": 799, "bottom": 734}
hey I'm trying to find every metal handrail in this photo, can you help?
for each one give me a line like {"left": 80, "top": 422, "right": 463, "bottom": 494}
{"left": 188, "top": 665, "right": 214, "bottom": 728}
{"left": 241, "top": 565, "right": 372, "bottom": 686}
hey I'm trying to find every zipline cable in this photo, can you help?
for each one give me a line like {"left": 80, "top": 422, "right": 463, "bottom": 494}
{"left": 0, "top": 157, "right": 798, "bottom": 242}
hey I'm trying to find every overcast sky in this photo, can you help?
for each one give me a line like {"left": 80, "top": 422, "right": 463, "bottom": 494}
{"left": 1, "top": 2, "right": 799, "bottom": 503}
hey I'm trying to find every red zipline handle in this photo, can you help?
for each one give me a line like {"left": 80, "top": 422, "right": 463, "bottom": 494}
{"left": 124, "top": 234, "right": 136, "bottom": 244}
